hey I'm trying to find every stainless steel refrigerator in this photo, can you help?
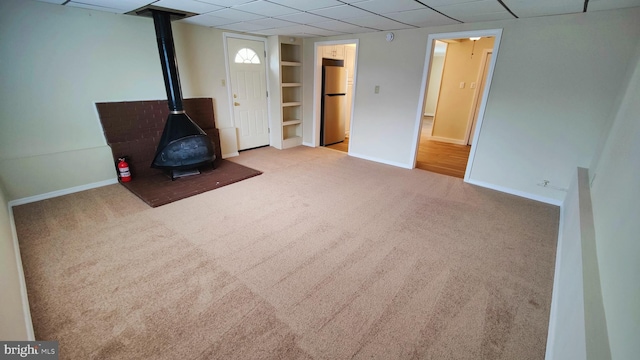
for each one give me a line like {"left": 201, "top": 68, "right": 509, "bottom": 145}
{"left": 321, "top": 65, "right": 347, "bottom": 146}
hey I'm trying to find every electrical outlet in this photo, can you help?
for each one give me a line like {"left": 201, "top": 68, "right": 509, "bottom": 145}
{"left": 221, "top": 79, "right": 226, "bottom": 86}
{"left": 374, "top": 85, "right": 380, "bottom": 94}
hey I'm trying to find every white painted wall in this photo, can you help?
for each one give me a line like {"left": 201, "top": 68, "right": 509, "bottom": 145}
{"left": 302, "top": 7, "right": 640, "bottom": 202}
{"left": 0, "top": 0, "right": 238, "bottom": 201}
{"left": 0, "top": 185, "right": 31, "bottom": 340}
{"left": 589, "top": 42, "right": 640, "bottom": 360}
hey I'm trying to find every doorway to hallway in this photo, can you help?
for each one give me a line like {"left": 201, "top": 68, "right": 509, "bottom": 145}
{"left": 413, "top": 30, "right": 502, "bottom": 179}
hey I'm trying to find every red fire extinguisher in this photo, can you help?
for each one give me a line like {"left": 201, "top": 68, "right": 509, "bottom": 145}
{"left": 117, "top": 158, "right": 131, "bottom": 182}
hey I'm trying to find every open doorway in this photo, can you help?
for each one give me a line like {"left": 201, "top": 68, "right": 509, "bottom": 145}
{"left": 413, "top": 30, "right": 502, "bottom": 180}
{"left": 313, "top": 41, "right": 359, "bottom": 153}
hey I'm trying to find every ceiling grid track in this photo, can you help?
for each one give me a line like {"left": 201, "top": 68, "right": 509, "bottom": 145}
{"left": 413, "top": 0, "right": 464, "bottom": 23}
{"left": 339, "top": 0, "right": 419, "bottom": 29}
{"left": 496, "top": 0, "right": 519, "bottom": 18}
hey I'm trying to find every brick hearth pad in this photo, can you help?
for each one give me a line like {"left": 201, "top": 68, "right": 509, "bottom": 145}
{"left": 119, "top": 160, "right": 262, "bottom": 207}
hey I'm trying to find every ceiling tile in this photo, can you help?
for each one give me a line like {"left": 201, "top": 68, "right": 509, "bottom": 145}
{"left": 352, "top": 0, "right": 425, "bottom": 14}
{"left": 178, "top": 13, "right": 239, "bottom": 26}
{"left": 217, "top": 21, "right": 271, "bottom": 31}
{"left": 306, "top": 28, "right": 347, "bottom": 36}
{"left": 423, "top": 0, "right": 484, "bottom": 6}
{"left": 232, "top": 0, "right": 299, "bottom": 17}
{"left": 503, "top": 0, "right": 583, "bottom": 17}
{"left": 275, "top": 12, "right": 329, "bottom": 24}
{"left": 309, "top": 4, "right": 372, "bottom": 19}
{"left": 384, "top": 8, "right": 460, "bottom": 27}
{"left": 197, "top": 0, "right": 256, "bottom": 6}
{"left": 265, "top": 0, "right": 343, "bottom": 11}
{"left": 433, "top": 0, "right": 515, "bottom": 22}
{"left": 346, "top": 15, "right": 413, "bottom": 30}
{"left": 36, "top": 0, "right": 67, "bottom": 4}
{"left": 67, "top": 0, "right": 150, "bottom": 12}
{"left": 457, "top": 11, "right": 515, "bottom": 22}
{"left": 205, "top": 7, "right": 265, "bottom": 21}
{"left": 588, "top": 0, "right": 640, "bottom": 11}
{"left": 312, "top": 20, "right": 375, "bottom": 33}
{"left": 433, "top": 0, "right": 508, "bottom": 14}
{"left": 251, "top": 28, "right": 319, "bottom": 37}
{"left": 249, "top": 17, "right": 298, "bottom": 28}
{"left": 271, "top": 24, "right": 327, "bottom": 36}
{"left": 153, "top": 0, "right": 224, "bottom": 13}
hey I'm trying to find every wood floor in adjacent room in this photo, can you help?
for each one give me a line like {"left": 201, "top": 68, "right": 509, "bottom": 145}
{"left": 325, "top": 118, "right": 471, "bottom": 179}
{"left": 325, "top": 136, "right": 349, "bottom": 152}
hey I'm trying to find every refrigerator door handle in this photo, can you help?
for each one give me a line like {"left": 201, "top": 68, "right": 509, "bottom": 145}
{"left": 326, "top": 93, "right": 346, "bottom": 97}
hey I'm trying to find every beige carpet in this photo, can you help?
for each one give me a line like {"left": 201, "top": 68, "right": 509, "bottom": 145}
{"left": 14, "top": 146, "right": 559, "bottom": 359}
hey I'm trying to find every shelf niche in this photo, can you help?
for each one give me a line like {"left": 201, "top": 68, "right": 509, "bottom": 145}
{"left": 272, "top": 37, "right": 303, "bottom": 149}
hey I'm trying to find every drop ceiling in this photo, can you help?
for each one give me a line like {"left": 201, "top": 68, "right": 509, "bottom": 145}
{"left": 35, "top": 0, "right": 640, "bottom": 37}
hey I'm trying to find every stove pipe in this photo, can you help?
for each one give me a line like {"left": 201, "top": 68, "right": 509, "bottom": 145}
{"left": 150, "top": 10, "right": 215, "bottom": 171}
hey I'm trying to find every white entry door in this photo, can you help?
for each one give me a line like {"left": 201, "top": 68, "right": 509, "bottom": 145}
{"left": 226, "top": 37, "right": 269, "bottom": 150}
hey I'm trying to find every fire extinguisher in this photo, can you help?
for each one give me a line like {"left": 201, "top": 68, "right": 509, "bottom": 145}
{"left": 117, "top": 158, "right": 131, "bottom": 182}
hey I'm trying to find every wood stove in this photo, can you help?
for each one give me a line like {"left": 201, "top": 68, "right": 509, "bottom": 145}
{"left": 148, "top": 9, "right": 215, "bottom": 180}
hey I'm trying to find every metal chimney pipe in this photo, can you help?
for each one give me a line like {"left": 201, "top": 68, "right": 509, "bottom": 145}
{"left": 151, "top": 10, "right": 183, "bottom": 112}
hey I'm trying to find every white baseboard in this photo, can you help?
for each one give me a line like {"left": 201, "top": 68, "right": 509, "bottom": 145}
{"left": 8, "top": 178, "right": 118, "bottom": 208}
{"left": 222, "top": 152, "right": 239, "bottom": 159}
{"left": 465, "top": 178, "right": 563, "bottom": 206}
{"left": 302, "top": 142, "right": 315, "bottom": 147}
{"left": 348, "top": 152, "right": 412, "bottom": 169}
{"left": 429, "top": 136, "right": 466, "bottom": 145}
{"left": 7, "top": 177, "right": 118, "bottom": 339}
{"left": 7, "top": 204, "right": 35, "bottom": 341}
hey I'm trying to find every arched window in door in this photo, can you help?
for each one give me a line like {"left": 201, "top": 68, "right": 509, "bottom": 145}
{"left": 234, "top": 48, "right": 261, "bottom": 64}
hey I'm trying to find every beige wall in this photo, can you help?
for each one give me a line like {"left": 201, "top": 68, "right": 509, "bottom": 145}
{"left": 0, "top": 0, "right": 239, "bottom": 201}
{"left": 302, "top": 7, "right": 640, "bottom": 202}
{"left": 589, "top": 41, "right": 640, "bottom": 360}
{"left": 432, "top": 37, "right": 494, "bottom": 142}
{"left": 0, "top": 184, "right": 31, "bottom": 340}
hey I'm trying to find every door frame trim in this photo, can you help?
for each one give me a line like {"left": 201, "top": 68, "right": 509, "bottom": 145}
{"left": 312, "top": 39, "right": 359, "bottom": 150}
{"left": 411, "top": 29, "right": 503, "bottom": 181}
{"left": 222, "top": 32, "right": 272, "bottom": 149}
{"left": 465, "top": 48, "right": 493, "bottom": 145}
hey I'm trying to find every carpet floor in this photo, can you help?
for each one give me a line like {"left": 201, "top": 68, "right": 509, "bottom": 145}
{"left": 14, "top": 146, "right": 559, "bottom": 359}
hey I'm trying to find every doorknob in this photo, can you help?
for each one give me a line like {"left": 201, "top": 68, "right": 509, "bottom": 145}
{"left": 234, "top": 102, "right": 240, "bottom": 106}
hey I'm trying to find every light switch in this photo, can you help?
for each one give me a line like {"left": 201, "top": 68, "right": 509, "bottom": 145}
{"left": 459, "top": 82, "right": 465, "bottom": 89}
{"left": 470, "top": 82, "right": 476, "bottom": 89}
{"left": 221, "top": 79, "right": 226, "bottom": 86}
{"left": 375, "top": 85, "right": 380, "bottom": 94}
